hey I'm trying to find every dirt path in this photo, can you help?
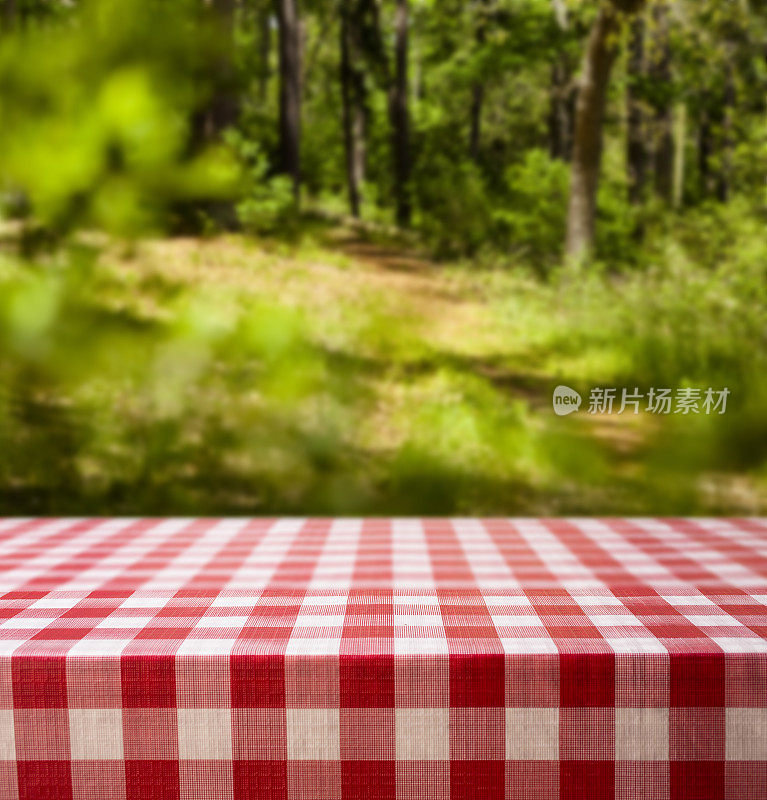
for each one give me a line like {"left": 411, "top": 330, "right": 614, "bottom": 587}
{"left": 109, "top": 230, "right": 766, "bottom": 513}
{"left": 131, "top": 231, "right": 499, "bottom": 352}
{"left": 126, "top": 231, "right": 653, "bottom": 464}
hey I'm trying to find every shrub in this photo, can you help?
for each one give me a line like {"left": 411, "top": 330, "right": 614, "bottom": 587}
{"left": 413, "top": 153, "right": 495, "bottom": 257}
{"left": 494, "top": 148, "right": 570, "bottom": 267}
{"left": 227, "top": 131, "right": 296, "bottom": 234}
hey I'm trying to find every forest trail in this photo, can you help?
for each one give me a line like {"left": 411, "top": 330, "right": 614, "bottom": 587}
{"left": 133, "top": 230, "right": 499, "bottom": 359}
{"left": 4, "top": 225, "right": 757, "bottom": 516}
{"left": 125, "top": 230, "right": 649, "bottom": 465}
{"left": 326, "top": 234, "right": 506, "bottom": 356}
{"left": 2, "top": 0, "right": 764, "bottom": 519}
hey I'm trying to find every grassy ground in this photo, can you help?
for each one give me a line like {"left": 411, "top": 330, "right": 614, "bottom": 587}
{"left": 1, "top": 212, "right": 765, "bottom": 515}
{"left": 19, "top": 218, "right": 748, "bottom": 517}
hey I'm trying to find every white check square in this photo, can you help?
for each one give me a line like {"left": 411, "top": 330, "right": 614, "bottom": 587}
{"left": 726, "top": 708, "right": 767, "bottom": 760}
{"left": 178, "top": 708, "right": 232, "bottom": 760}
{"left": 615, "top": 708, "right": 668, "bottom": 761}
{"left": 69, "top": 709, "right": 123, "bottom": 760}
{"left": 286, "top": 708, "right": 340, "bottom": 760}
{"left": 0, "top": 710, "right": 15, "bottom": 759}
{"left": 396, "top": 709, "right": 449, "bottom": 760}
{"left": 505, "top": 708, "right": 558, "bottom": 760}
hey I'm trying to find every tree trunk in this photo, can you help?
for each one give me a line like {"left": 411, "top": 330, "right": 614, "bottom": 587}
{"left": 549, "top": 59, "right": 575, "bottom": 160}
{"left": 565, "top": 5, "right": 620, "bottom": 260}
{"left": 207, "top": 0, "right": 239, "bottom": 137}
{"left": 549, "top": 0, "right": 574, "bottom": 160}
{"left": 698, "top": 111, "right": 714, "bottom": 197}
{"left": 672, "top": 100, "right": 686, "bottom": 207}
{"left": 2, "top": 0, "right": 15, "bottom": 29}
{"left": 626, "top": 15, "right": 647, "bottom": 203}
{"left": 258, "top": 5, "right": 271, "bottom": 105}
{"left": 469, "top": 0, "right": 488, "bottom": 161}
{"left": 469, "top": 83, "right": 484, "bottom": 162}
{"left": 650, "top": 3, "right": 673, "bottom": 202}
{"left": 390, "top": 0, "right": 411, "bottom": 226}
{"left": 340, "top": 1, "right": 367, "bottom": 217}
{"left": 717, "top": 63, "right": 735, "bottom": 202}
{"left": 275, "top": 0, "right": 302, "bottom": 201}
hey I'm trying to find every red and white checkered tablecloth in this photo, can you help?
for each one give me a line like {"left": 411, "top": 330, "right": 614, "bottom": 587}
{"left": 0, "top": 518, "right": 766, "bottom": 800}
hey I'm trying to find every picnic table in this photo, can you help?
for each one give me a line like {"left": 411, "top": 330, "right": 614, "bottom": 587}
{"left": 1, "top": 517, "right": 765, "bottom": 799}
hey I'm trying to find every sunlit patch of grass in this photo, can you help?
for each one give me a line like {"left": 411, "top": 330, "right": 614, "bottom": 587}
{"left": 1, "top": 223, "right": 765, "bottom": 515}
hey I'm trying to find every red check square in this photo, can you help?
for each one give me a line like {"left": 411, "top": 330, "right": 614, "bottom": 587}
{"left": 669, "top": 761, "right": 725, "bottom": 800}
{"left": 449, "top": 653, "right": 504, "bottom": 708}
{"left": 341, "top": 759, "right": 396, "bottom": 800}
{"left": 231, "top": 654, "right": 286, "bottom": 708}
{"left": 125, "top": 760, "right": 180, "bottom": 800}
{"left": 13, "top": 654, "right": 68, "bottom": 708}
{"left": 233, "top": 760, "right": 288, "bottom": 799}
{"left": 450, "top": 760, "right": 505, "bottom": 800}
{"left": 121, "top": 655, "right": 176, "bottom": 708}
{"left": 340, "top": 654, "right": 395, "bottom": 708}
{"left": 560, "top": 760, "right": 614, "bottom": 800}
{"left": 17, "top": 760, "right": 73, "bottom": 800}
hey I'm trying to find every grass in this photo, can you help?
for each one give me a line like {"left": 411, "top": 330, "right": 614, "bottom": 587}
{"left": 1, "top": 217, "right": 765, "bottom": 515}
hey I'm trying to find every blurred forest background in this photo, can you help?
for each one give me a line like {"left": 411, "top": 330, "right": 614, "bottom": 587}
{"left": 0, "top": 0, "right": 765, "bottom": 515}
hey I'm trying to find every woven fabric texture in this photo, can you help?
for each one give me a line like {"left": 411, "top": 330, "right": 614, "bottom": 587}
{"left": 0, "top": 517, "right": 765, "bottom": 799}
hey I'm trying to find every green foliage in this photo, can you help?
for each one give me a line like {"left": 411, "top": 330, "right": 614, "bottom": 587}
{"left": 413, "top": 153, "right": 494, "bottom": 256}
{"left": 0, "top": 241, "right": 363, "bottom": 513}
{"left": 531, "top": 199, "right": 767, "bottom": 392}
{"left": 227, "top": 131, "right": 296, "bottom": 233}
{"left": 494, "top": 149, "right": 570, "bottom": 266}
{"left": 0, "top": 0, "right": 766, "bottom": 515}
{"left": 0, "top": 0, "right": 237, "bottom": 238}
{"left": 2, "top": 204, "right": 766, "bottom": 514}
{"left": 593, "top": 148, "right": 643, "bottom": 265}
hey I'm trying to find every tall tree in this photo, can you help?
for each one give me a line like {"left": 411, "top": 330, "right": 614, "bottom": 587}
{"left": 566, "top": 0, "right": 644, "bottom": 260}
{"left": 672, "top": 98, "right": 686, "bottom": 207}
{"left": 626, "top": 14, "right": 648, "bottom": 203}
{"left": 276, "top": 0, "right": 302, "bottom": 200}
{"left": 191, "top": 0, "right": 240, "bottom": 149}
{"left": 207, "top": 0, "right": 240, "bottom": 136}
{"left": 1, "top": 0, "right": 16, "bottom": 30}
{"left": 717, "top": 59, "right": 735, "bottom": 202}
{"left": 469, "top": 0, "right": 489, "bottom": 162}
{"left": 390, "top": 0, "right": 411, "bottom": 226}
{"left": 697, "top": 110, "right": 715, "bottom": 197}
{"left": 650, "top": 1, "right": 673, "bottom": 202}
{"left": 680, "top": 0, "right": 756, "bottom": 203}
{"left": 257, "top": 3, "right": 272, "bottom": 105}
{"left": 549, "top": 0, "right": 575, "bottom": 160}
{"left": 340, "top": 0, "right": 368, "bottom": 217}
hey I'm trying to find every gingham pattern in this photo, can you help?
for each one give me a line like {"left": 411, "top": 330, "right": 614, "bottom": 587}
{"left": 0, "top": 518, "right": 766, "bottom": 800}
